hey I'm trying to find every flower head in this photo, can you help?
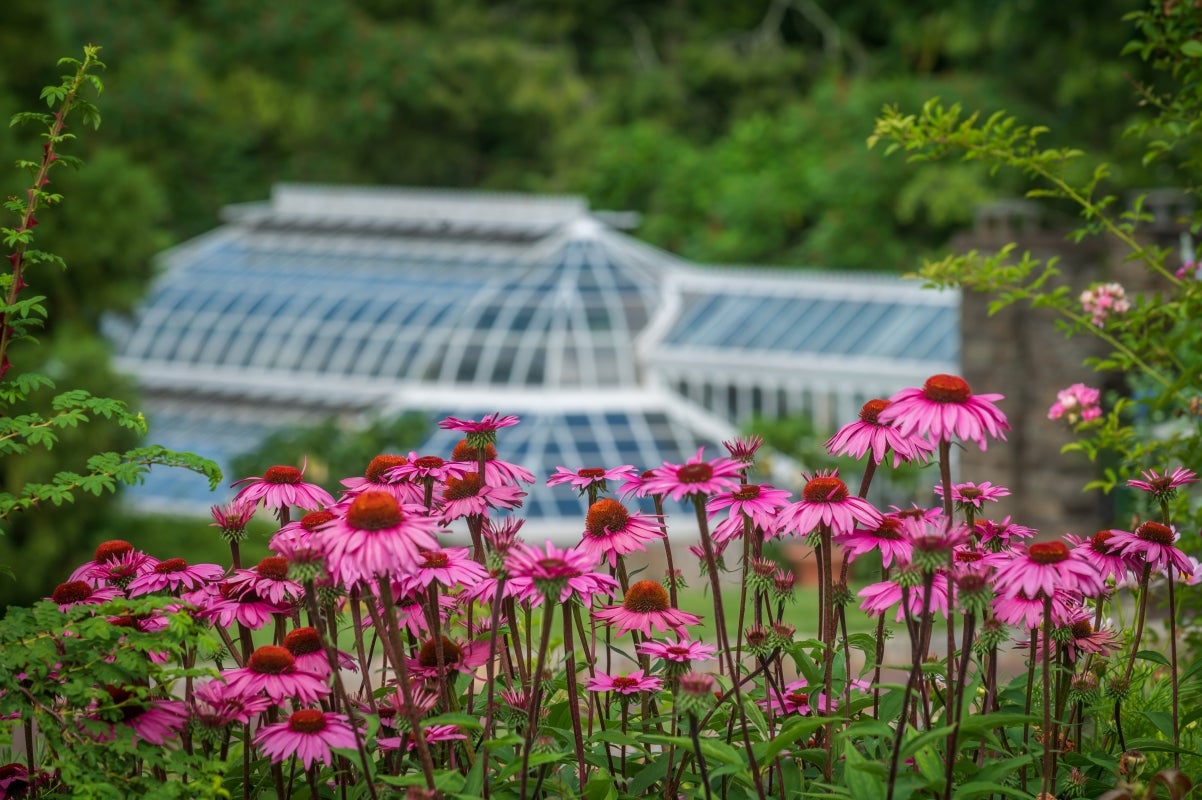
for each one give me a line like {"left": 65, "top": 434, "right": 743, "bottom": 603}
{"left": 127, "top": 558, "right": 225, "bottom": 597}
{"left": 547, "top": 465, "right": 637, "bottom": 496}
{"left": 230, "top": 460, "right": 335, "bottom": 513}
{"left": 640, "top": 448, "right": 743, "bottom": 502}
{"left": 316, "top": 491, "right": 440, "bottom": 587}
{"left": 825, "top": 399, "right": 936, "bottom": 467}
{"left": 505, "top": 541, "right": 618, "bottom": 604}
{"left": 993, "top": 539, "right": 1105, "bottom": 600}
{"left": 401, "top": 546, "right": 489, "bottom": 592}
{"left": 707, "top": 483, "right": 791, "bottom": 543}
{"left": 439, "top": 471, "right": 526, "bottom": 521}
{"left": 578, "top": 498, "right": 664, "bottom": 567}
{"left": 210, "top": 499, "right": 256, "bottom": 542}
{"left": 221, "top": 645, "right": 330, "bottom": 704}
{"left": 837, "top": 516, "right": 913, "bottom": 569}
{"left": 878, "top": 374, "right": 1008, "bottom": 451}
{"left": 1066, "top": 530, "right": 1136, "bottom": 583}
{"left": 50, "top": 580, "right": 121, "bottom": 611}
{"left": 438, "top": 412, "right": 520, "bottom": 449}
{"left": 1108, "top": 522, "right": 1195, "bottom": 578}
{"left": 586, "top": 669, "right": 664, "bottom": 695}
{"left": 255, "top": 709, "right": 358, "bottom": 769}
{"left": 592, "top": 580, "right": 701, "bottom": 636}
{"left": 1080, "top": 282, "right": 1131, "bottom": 326}
{"left": 933, "top": 481, "right": 1010, "bottom": 512}
{"left": 778, "top": 470, "right": 881, "bottom": 537}
{"left": 190, "top": 679, "right": 274, "bottom": 729}
{"left": 636, "top": 638, "right": 717, "bottom": 665}
{"left": 1047, "top": 383, "right": 1102, "bottom": 425}
{"left": 723, "top": 435, "right": 764, "bottom": 464}
{"left": 1127, "top": 467, "right": 1197, "bottom": 501}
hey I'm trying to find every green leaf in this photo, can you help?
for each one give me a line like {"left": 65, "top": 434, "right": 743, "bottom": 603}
{"left": 841, "top": 743, "right": 886, "bottom": 800}
{"left": 1181, "top": 40, "right": 1202, "bottom": 58}
{"left": 1135, "top": 649, "right": 1170, "bottom": 667}
{"left": 952, "top": 781, "right": 1034, "bottom": 799}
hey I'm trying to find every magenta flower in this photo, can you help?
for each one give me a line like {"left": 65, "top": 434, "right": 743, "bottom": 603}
{"left": 636, "top": 638, "right": 717, "bottom": 665}
{"left": 191, "top": 582, "right": 290, "bottom": 629}
{"left": 1066, "top": 530, "right": 1136, "bottom": 583}
{"left": 221, "top": 645, "right": 330, "bottom": 704}
{"left": 992, "top": 588, "right": 1076, "bottom": 629}
{"left": 825, "top": 399, "right": 936, "bottom": 467}
{"left": 407, "top": 636, "right": 490, "bottom": 682}
{"left": 878, "top": 374, "right": 1008, "bottom": 451}
{"left": 505, "top": 541, "right": 619, "bottom": 605}
{"left": 109, "top": 692, "right": 188, "bottom": 746}
{"left": 388, "top": 454, "right": 471, "bottom": 485}
{"left": 1021, "top": 614, "right": 1122, "bottom": 660}
{"left": 992, "top": 540, "right": 1105, "bottom": 600}
{"left": 858, "top": 573, "right": 950, "bottom": 621}
{"left": 1079, "top": 282, "right": 1130, "bottom": 326}
{"left": 640, "top": 448, "right": 743, "bottom": 502}
{"left": 283, "top": 626, "right": 356, "bottom": 679}
{"left": 438, "top": 413, "right": 520, "bottom": 439}
{"left": 778, "top": 470, "right": 881, "bottom": 537}
{"left": 49, "top": 580, "right": 122, "bottom": 611}
{"left": 836, "top": 516, "right": 913, "bottom": 569}
{"left": 933, "top": 481, "right": 1011, "bottom": 511}
{"left": 577, "top": 498, "right": 664, "bottom": 567}
{"left": 69, "top": 539, "right": 158, "bottom": 588}
{"left": 449, "top": 439, "right": 535, "bottom": 488}
{"left": 439, "top": 472, "right": 526, "bottom": 521}
{"left": 974, "top": 516, "right": 1036, "bottom": 548}
{"left": 707, "top": 483, "right": 791, "bottom": 543}
{"left": 593, "top": 580, "right": 702, "bottom": 636}
{"left": 255, "top": 709, "right": 358, "bottom": 768}
{"left": 1047, "top": 383, "right": 1102, "bottom": 425}
{"left": 548, "top": 464, "right": 637, "bottom": 495}
{"left": 316, "top": 491, "right": 440, "bottom": 587}
{"left": 210, "top": 499, "right": 256, "bottom": 539}
{"left": 401, "top": 547, "right": 489, "bottom": 591}
{"left": 127, "top": 558, "right": 225, "bottom": 597}
{"left": 1127, "top": 467, "right": 1198, "bottom": 497}
{"left": 230, "top": 459, "right": 335, "bottom": 513}
{"left": 222, "top": 557, "right": 303, "bottom": 605}
{"left": 586, "top": 669, "right": 664, "bottom": 695}
{"left": 378, "top": 724, "right": 467, "bottom": 753}
{"left": 1108, "top": 522, "right": 1195, "bottom": 577}
{"left": 190, "top": 679, "right": 273, "bottom": 728}
{"left": 339, "top": 454, "right": 424, "bottom": 505}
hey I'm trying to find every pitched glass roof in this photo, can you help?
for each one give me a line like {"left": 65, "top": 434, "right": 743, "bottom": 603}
{"left": 109, "top": 185, "right": 959, "bottom": 520}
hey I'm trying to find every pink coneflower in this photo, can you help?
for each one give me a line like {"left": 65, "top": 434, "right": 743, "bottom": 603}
{"left": 189, "top": 679, "right": 273, "bottom": 728}
{"left": 190, "top": 583, "right": 290, "bottom": 629}
{"left": 401, "top": 546, "right": 488, "bottom": 591}
{"left": 1108, "top": 522, "right": 1195, "bottom": 577}
{"left": 50, "top": 580, "right": 121, "bottom": 611}
{"left": 778, "top": 470, "right": 881, "bottom": 538}
{"left": 316, "top": 491, "right": 440, "bottom": 587}
{"left": 1127, "top": 467, "right": 1198, "bottom": 498}
{"left": 222, "top": 557, "right": 303, "bottom": 605}
{"left": 269, "top": 509, "right": 334, "bottom": 563}
{"left": 640, "top": 448, "right": 743, "bottom": 502}
{"left": 1066, "top": 530, "right": 1136, "bottom": 583}
{"left": 586, "top": 669, "right": 664, "bottom": 695}
{"left": 388, "top": 454, "right": 471, "bottom": 485}
{"left": 230, "top": 460, "right": 335, "bottom": 513}
{"left": 127, "top": 558, "right": 225, "bottom": 597}
{"left": 504, "top": 541, "right": 619, "bottom": 604}
{"left": 438, "top": 412, "right": 520, "bottom": 447}
{"left": 450, "top": 440, "right": 535, "bottom": 487}
{"left": 723, "top": 435, "right": 765, "bottom": 465}
{"left": 837, "top": 516, "right": 913, "bottom": 569}
{"left": 593, "top": 580, "right": 702, "bottom": 636}
{"left": 878, "top": 374, "right": 1008, "bottom": 451}
{"left": 222, "top": 645, "right": 330, "bottom": 704}
{"left": 992, "top": 588, "right": 1077, "bottom": 629}
{"left": 1021, "top": 615, "right": 1122, "bottom": 661}
{"left": 439, "top": 472, "right": 526, "bottom": 521}
{"left": 636, "top": 638, "right": 717, "bottom": 665}
{"left": 282, "top": 626, "right": 356, "bottom": 679}
{"left": 548, "top": 464, "right": 637, "bottom": 495}
{"left": 764, "top": 679, "right": 815, "bottom": 716}
{"left": 407, "top": 636, "right": 490, "bottom": 682}
{"left": 617, "top": 468, "right": 656, "bottom": 500}
{"left": 858, "top": 572, "right": 950, "bottom": 621}
{"left": 69, "top": 540, "right": 158, "bottom": 588}
{"left": 577, "top": 498, "right": 664, "bottom": 566}
{"left": 99, "top": 687, "right": 188, "bottom": 746}
{"left": 825, "top": 399, "right": 936, "bottom": 467}
{"left": 993, "top": 540, "right": 1105, "bottom": 600}
{"left": 974, "top": 516, "right": 1037, "bottom": 548}
{"left": 707, "top": 483, "right": 791, "bottom": 543}
{"left": 339, "top": 454, "right": 424, "bottom": 504}
{"left": 378, "top": 723, "right": 467, "bottom": 753}
{"left": 934, "top": 481, "right": 1011, "bottom": 511}
{"left": 255, "top": 709, "right": 358, "bottom": 768}
{"left": 210, "top": 498, "right": 256, "bottom": 540}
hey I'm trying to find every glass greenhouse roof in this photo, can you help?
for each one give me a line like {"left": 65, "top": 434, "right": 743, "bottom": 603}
{"left": 110, "top": 185, "right": 959, "bottom": 521}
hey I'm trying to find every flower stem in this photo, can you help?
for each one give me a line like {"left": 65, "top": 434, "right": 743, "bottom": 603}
{"left": 519, "top": 603, "right": 555, "bottom": 799}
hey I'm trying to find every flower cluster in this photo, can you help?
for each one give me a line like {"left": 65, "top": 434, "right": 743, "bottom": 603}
{"left": 1047, "top": 383, "right": 1102, "bottom": 424}
{"left": 1079, "top": 282, "right": 1131, "bottom": 326}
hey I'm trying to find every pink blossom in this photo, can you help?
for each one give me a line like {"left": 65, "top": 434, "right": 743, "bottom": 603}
{"left": 878, "top": 374, "right": 1008, "bottom": 451}
{"left": 586, "top": 669, "right": 664, "bottom": 695}
{"left": 1079, "top": 282, "right": 1131, "bottom": 326}
{"left": 592, "top": 580, "right": 701, "bottom": 636}
{"left": 640, "top": 448, "right": 743, "bottom": 502}
{"left": 578, "top": 498, "right": 665, "bottom": 567}
{"left": 547, "top": 464, "right": 638, "bottom": 494}
{"left": 230, "top": 459, "right": 335, "bottom": 513}
{"left": 778, "top": 470, "right": 881, "bottom": 537}
{"left": 825, "top": 399, "right": 936, "bottom": 467}
{"left": 1047, "top": 383, "right": 1102, "bottom": 424}
{"left": 255, "top": 710, "right": 358, "bottom": 768}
